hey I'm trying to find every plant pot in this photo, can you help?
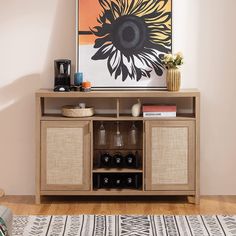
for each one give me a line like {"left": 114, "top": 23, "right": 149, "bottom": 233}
{"left": 166, "top": 68, "right": 181, "bottom": 91}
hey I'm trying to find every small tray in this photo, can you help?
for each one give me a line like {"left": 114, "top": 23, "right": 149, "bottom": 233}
{"left": 62, "top": 105, "right": 94, "bottom": 117}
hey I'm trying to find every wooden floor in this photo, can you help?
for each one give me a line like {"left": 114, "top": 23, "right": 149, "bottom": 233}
{"left": 0, "top": 196, "right": 236, "bottom": 215}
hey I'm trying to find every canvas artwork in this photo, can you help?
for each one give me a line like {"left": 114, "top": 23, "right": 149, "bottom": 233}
{"left": 77, "top": 0, "right": 172, "bottom": 89}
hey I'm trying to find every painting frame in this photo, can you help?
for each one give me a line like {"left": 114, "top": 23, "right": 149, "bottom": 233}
{"left": 76, "top": 0, "right": 172, "bottom": 90}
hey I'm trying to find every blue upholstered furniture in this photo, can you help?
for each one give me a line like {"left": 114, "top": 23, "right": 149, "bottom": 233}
{"left": 0, "top": 206, "right": 13, "bottom": 236}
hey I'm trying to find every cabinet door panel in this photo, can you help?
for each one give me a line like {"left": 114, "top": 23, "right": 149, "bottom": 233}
{"left": 145, "top": 121, "right": 195, "bottom": 191}
{"left": 41, "top": 121, "right": 91, "bottom": 191}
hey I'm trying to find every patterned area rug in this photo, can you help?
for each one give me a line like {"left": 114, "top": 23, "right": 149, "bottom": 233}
{"left": 12, "top": 215, "right": 236, "bottom": 236}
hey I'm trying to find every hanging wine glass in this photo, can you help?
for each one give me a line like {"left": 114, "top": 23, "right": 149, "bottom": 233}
{"left": 97, "top": 121, "right": 106, "bottom": 146}
{"left": 113, "top": 121, "right": 124, "bottom": 147}
{"left": 128, "top": 122, "right": 138, "bottom": 145}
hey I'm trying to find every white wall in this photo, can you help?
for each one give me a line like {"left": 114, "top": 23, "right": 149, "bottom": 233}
{"left": 0, "top": 0, "right": 76, "bottom": 195}
{"left": 0, "top": 0, "right": 235, "bottom": 195}
{"left": 176, "top": 0, "right": 236, "bottom": 195}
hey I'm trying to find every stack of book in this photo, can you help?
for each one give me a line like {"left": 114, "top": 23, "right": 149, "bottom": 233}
{"left": 143, "top": 105, "right": 177, "bottom": 118}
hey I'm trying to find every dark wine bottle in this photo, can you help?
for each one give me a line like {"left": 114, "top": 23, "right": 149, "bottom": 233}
{"left": 101, "top": 175, "right": 111, "bottom": 188}
{"left": 100, "top": 153, "right": 112, "bottom": 168}
{"left": 124, "top": 174, "right": 142, "bottom": 189}
{"left": 113, "top": 153, "right": 124, "bottom": 168}
{"left": 125, "top": 153, "right": 136, "bottom": 168}
{"left": 113, "top": 176, "right": 123, "bottom": 188}
{"left": 126, "top": 177, "right": 133, "bottom": 186}
{"left": 93, "top": 174, "right": 100, "bottom": 189}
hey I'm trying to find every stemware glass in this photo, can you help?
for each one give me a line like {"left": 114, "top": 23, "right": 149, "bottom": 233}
{"left": 128, "top": 122, "right": 138, "bottom": 145}
{"left": 113, "top": 121, "right": 124, "bottom": 147}
{"left": 97, "top": 122, "right": 106, "bottom": 146}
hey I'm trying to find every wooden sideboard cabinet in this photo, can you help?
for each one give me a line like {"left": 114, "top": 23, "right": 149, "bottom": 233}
{"left": 35, "top": 89, "right": 200, "bottom": 204}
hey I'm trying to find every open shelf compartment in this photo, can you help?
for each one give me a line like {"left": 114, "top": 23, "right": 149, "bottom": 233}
{"left": 93, "top": 121, "right": 143, "bottom": 170}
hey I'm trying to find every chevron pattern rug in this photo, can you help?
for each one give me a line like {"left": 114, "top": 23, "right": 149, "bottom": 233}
{"left": 12, "top": 215, "right": 236, "bottom": 236}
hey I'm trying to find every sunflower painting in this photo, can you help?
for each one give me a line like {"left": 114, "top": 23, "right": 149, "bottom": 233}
{"left": 77, "top": 0, "right": 172, "bottom": 89}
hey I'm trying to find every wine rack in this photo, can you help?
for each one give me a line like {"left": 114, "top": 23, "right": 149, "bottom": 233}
{"left": 98, "top": 151, "right": 140, "bottom": 169}
{"left": 93, "top": 121, "right": 143, "bottom": 190}
{"left": 93, "top": 173, "right": 142, "bottom": 190}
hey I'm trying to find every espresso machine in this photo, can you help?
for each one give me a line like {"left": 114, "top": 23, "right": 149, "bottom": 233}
{"left": 54, "top": 59, "right": 71, "bottom": 92}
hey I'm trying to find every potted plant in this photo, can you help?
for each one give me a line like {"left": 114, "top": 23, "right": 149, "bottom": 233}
{"left": 163, "top": 52, "right": 184, "bottom": 91}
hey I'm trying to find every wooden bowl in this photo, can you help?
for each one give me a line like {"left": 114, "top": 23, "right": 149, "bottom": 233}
{"left": 62, "top": 105, "right": 94, "bottom": 117}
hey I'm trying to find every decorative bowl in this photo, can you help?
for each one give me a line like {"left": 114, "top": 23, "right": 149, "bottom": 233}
{"left": 62, "top": 105, "right": 94, "bottom": 117}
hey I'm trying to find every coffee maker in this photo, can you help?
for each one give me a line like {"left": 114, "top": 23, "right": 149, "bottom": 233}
{"left": 54, "top": 59, "right": 71, "bottom": 92}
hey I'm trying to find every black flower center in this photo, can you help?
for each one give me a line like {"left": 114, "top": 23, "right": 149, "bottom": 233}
{"left": 111, "top": 15, "right": 148, "bottom": 56}
{"left": 123, "top": 26, "right": 135, "bottom": 42}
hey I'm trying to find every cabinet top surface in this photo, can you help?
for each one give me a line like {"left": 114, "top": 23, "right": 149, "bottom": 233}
{"left": 36, "top": 89, "right": 200, "bottom": 98}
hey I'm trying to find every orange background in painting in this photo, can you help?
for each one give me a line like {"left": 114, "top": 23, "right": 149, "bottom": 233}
{"left": 79, "top": 0, "right": 102, "bottom": 45}
{"left": 79, "top": 0, "right": 102, "bottom": 30}
{"left": 78, "top": 0, "right": 172, "bottom": 45}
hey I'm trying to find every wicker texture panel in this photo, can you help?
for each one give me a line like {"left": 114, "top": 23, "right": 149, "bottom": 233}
{"left": 46, "top": 128, "right": 83, "bottom": 185}
{"left": 152, "top": 127, "right": 188, "bottom": 185}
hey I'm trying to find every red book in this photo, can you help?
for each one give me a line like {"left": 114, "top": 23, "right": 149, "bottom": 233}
{"left": 142, "top": 105, "right": 176, "bottom": 112}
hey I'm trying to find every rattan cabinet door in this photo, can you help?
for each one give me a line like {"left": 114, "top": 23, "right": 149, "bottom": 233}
{"left": 145, "top": 121, "right": 195, "bottom": 191}
{"left": 41, "top": 121, "right": 91, "bottom": 191}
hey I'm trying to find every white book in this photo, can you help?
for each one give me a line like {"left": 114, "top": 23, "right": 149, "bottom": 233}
{"left": 143, "top": 112, "right": 176, "bottom": 117}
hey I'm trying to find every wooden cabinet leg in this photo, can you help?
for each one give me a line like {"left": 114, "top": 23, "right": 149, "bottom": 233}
{"left": 187, "top": 195, "right": 200, "bottom": 205}
{"left": 195, "top": 194, "right": 200, "bottom": 205}
{"left": 187, "top": 196, "right": 195, "bottom": 204}
{"left": 0, "top": 189, "right": 4, "bottom": 198}
{"left": 35, "top": 195, "right": 41, "bottom": 204}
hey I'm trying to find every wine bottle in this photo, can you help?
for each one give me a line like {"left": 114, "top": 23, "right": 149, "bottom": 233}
{"left": 113, "top": 176, "right": 123, "bottom": 188}
{"left": 126, "top": 176, "right": 133, "bottom": 186}
{"left": 101, "top": 175, "right": 111, "bottom": 188}
{"left": 93, "top": 174, "right": 100, "bottom": 189}
{"left": 125, "top": 153, "right": 136, "bottom": 168}
{"left": 113, "top": 153, "right": 124, "bottom": 168}
{"left": 100, "top": 153, "right": 112, "bottom": 168}
{"left": 125, "top": 174, "right": 142, "bottom": 189}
